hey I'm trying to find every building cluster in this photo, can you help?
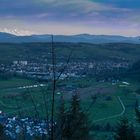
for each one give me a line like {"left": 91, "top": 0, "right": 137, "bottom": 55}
{"left": 0, "top": 60, "right": 130, "bottom": 80}
{"left": 0, "top": 113, "right": 53, "bottom": 139}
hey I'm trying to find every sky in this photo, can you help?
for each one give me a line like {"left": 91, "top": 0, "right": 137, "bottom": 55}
{"left": 0, "top": 0, "right": 140, "bottom": 36}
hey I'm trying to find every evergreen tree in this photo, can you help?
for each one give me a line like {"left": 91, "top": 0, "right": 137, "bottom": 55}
{"left": 104, "top": 123, "right": 112, "bottom": 131}
{"left": 135, "top": 100, "right": 140, "bottom": 123}
{"left": 114, "top": 118, "right": 137, "bottom": 140}
{"left": 127, "top": 124, "right": 137, "bottom": 140}
{"left": 55, "top": 94, "right": 66, "bottom": 140}
{"left": 0, "top": 124, "right": 6, "bottom": 140}
{"left": 135, "top": 100, "right": 139, "bottom": 108}
{"left": 63, "top": 93, "right": 90, "bottom": 140}
{"left": 33, "top": 136, "right": 42, "bottom": 140}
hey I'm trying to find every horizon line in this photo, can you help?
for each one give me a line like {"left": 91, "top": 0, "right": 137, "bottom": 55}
{"left": 0, "top": 31, "right": 139, "bottom": 38}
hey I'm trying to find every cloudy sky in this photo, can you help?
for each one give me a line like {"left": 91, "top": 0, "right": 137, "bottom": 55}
{"left": 0, "top": 0, "right": 140, "bottom": 36}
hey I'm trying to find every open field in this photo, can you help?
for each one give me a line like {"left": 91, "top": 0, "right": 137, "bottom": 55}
{"left": 0, "top": 77, "right": 34, "bottom": 89}
{"left": 0, "top": 77, "right": 139, "bottom": 139}
{"left": 0, "top": 77, "right": 139, "bottom": 125}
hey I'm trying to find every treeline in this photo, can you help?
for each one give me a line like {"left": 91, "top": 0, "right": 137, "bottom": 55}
{"left": 129, "top": 60, "right": 140, "bottom": 81}
{"left": 93, "top": 60, "right": 140, "bottom": 82}
{"left": 0, "top": 72, "right": 13, "bottom": 80}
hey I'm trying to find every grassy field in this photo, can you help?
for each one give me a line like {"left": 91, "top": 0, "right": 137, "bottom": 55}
{"left": 0, "top": 77, "right": 139, "bottom": 122}
{"left": 0, "top": 77, "right": 34, "bottom": 89}
{"left": 0, "top": 77, "right": 139, "bottom": 139}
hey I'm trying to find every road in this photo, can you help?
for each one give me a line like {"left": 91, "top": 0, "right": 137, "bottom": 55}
{"left": 1, "top": 84, "right": 47, "bottom": 92}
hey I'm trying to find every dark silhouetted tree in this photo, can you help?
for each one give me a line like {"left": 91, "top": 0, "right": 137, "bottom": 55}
{"left": 55, "top": 94, "right": 66, "bottom": 140}
{"left": 135, "top": 100, "right": 140, "bottom": 123}
{"left": 114, "top": 118, "right": 137, "bottom": 140}
{"left": 0, "top": 124, "right": 6, "bottom": 140}
{"left": 63, "top": 94, "right": 90, "bottom": 140}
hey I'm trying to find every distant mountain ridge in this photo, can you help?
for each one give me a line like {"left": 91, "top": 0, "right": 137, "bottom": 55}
{"left": 0, "top": 32, "right": 140, "bottom": 44}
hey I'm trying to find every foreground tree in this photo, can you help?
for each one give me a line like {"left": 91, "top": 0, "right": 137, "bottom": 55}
{"left": 63, "top": 93, "right": 90, "bottom": 140}
{"left": 114, "top": 117, "right": 137, "bottom": 140}
{"left": 0, "top": 124, "right": 6, "bottom": 140}
{"left": 135, "top": 100, "right": 140, "bottom": 123}
{"left": 55, "top": 94, "right": 66, "bottom": 140}
{"left": 134, "top": 100, "right": 140, "bottom": 139}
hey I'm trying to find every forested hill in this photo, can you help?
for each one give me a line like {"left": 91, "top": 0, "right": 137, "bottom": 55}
{"left": 0, "top": 42, "right": 140, "bottom": 63}
{"left": 0, "top": 32, "right": 140, "bottom": 44}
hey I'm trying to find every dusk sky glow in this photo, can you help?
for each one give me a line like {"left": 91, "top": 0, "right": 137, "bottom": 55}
{"left": 0, "top": 0, "right": 140, "bottom": 36}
